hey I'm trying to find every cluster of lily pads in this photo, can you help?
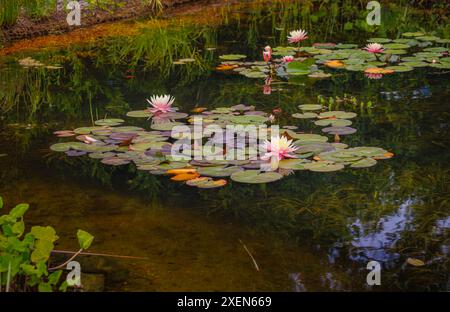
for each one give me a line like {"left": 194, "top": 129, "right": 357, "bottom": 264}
{"left": 50, "top": 99, "right": 393, "bottom": 188}
{"left": 216, "top": 31, "right": 450, "bottom": 80}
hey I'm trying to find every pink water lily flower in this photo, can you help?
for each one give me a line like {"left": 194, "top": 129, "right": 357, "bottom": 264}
{"left": 146, "top": 95, "right": 176, "bottom": 114}
{"left": 263, "top": 46, "right": 272, "bottom": 63}
{"left": 261, "top": 136, "right": 298, "bottom": 170}
{"left": 282, "top": 55, "right": 295, "bottom": 63}
{"left": 364, "top": 43, "right": 384, "bottom": 54}
{"left": 287, "top": 29, "right": 308, "bottom": 44}
{"left": 82, "top": 135, "right": 98, "bottom": 144}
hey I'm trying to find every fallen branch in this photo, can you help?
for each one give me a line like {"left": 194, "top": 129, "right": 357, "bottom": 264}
{"left": 51, "top": 249, "right": 149, "bottom": 260}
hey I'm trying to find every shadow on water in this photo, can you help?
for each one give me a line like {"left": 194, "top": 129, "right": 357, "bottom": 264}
{"left": 0, "top": 0, "right": 449, "bottom": 291}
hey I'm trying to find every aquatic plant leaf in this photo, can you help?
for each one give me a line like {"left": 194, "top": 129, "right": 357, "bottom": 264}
{"left": 368, "top": 38, "right": 392, "bottom": 43}
{"left": 292, "top": 112, "right": 318, "bottom": 119}
{"left": 304, "top": 162, "right": 344, "bottom": 172}
{"left": 150, "top": 122, "right": 185, "bottom": 131}
{"left": 385, "top": 66, "right": 413, "bottom": 72}
{"left": 384, "top": 49, "right": 408, "bottom": 55}
{"left": 77, "top": 230, "right": 94, "bottom": 250}
{"left": 50, "top": 143, "right": 72, "bottom": 152}
{"left": 291, "top": 133, "right": 328, "bottom": 143}
{"left": 126, "top": 110, "right": 152, "bottom": 118}
{"left": 322, "top": 126, "right": 357, "bottom": 135}
{"left": 401, "top": 32, "right": 425, "bottom": 37}
{"left": 101, "top": 157, "right": 130, "bottom": 166}
{"left": 278, "top": 159, "right": 308, "bottom": 170}
{"left": 196, "top": 179, "right": 228, "bottom": 189}
{"left": 230, "top": 170, "right": 283, "bottom": 184}
{"left": 319, "top": 111, "right": 357, "bottom": 119}
{"left": 298, "top": 104, "right": 323, "bottom": 111}
{"left": 95, "top": 118, "right": 124, "bottom": 126}
{"left": 219, "top": 54, "right": 247, "bottom": 60}
{"left": 350, "top": 158, "right": 377, "bottom": 168}
{"left": 383, "top": 43, "right": 410, "bottom": 50}
{"left": 197, "top": 166, "right": 243, "bottom": 177}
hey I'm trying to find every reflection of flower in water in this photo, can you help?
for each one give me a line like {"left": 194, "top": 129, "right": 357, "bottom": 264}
{"left": 365, "top": 73, "right": 383, "bottom": 80}
{"left": 263, "top": 76, "right": 272, "bottom": 95}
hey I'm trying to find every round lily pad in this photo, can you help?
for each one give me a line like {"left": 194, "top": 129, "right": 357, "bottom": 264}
{"left": 298, "top": 104, "right": 323, "bottom": 111}
{"left": 126, "top": 110, "right": 152, "bottom": 118}
{"left": 101, "top": 157, "right": 130, "bottom": 166}
{"left": 230, "top": 170, "right": 283, "bottom": 184}
{"left": 50, "top": 142, "right": 72, "bottom": 152}
{"left": 150, "top": 122, "right": 185, "bottom": 131}
{"left": 350, "top": 158, "right": 377, "bottom": 168}
{"left": 278, "top": 159, "right": 308, "bottom": 170}
{"left": 292, "top": 133, "right": 328, "bottom": 143}
{"left": 304, "top": 162, "right": 344, "bottom": 172}
{"left": 95, "top": 118, "right": 125, "bottom": 126}
{"left": 319, "top": 111, "right": 357, "bottom": 119}
{"left": 322, "top": 126, "right": 357, "bottom": 135}
{"left": 197, "top": 166, "right": 243, "bottom": 177}
{"left": 219, "top": 54, "right": 247, "bottom": 61}
{"left": 292, "top": 112, "right": 318, "bottom": 119}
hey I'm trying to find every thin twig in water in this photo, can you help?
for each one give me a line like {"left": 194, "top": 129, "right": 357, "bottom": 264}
{"left": 49, "top": 248, "right": 84, "bottom": 271}
{"left": 51, "top": 249, "right": 149, "bottom": 260}
{"left": 238, "top": 239, "right": 260, "bottom": 272}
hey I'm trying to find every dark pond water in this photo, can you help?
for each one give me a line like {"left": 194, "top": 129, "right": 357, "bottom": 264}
{"left": 0, "top": 1, "right": 449, "bottom": 291}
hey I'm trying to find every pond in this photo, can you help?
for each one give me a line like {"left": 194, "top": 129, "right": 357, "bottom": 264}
{"left": 0, "top": 0, "right": 449, "bottom": 291}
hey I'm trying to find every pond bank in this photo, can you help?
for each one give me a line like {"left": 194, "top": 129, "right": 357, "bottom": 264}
{"left": 0, "top": 0, "right": 214, "bottom": 44}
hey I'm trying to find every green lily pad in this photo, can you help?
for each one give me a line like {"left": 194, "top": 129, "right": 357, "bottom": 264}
{"left": 278, "top": 159, "right": 308, "bottom": 170}
{"left": 74, "top": 127, "right": 103, "bottom": 135}
{"left": 383, "top": 43, "right": 410, "bottom": 50}
{"left": 150, "top": 122, "right": 185, "bottom": 131}
{"left": 292, "top": 112, "right": 318, "bottom": 119}
{"left": 291, "top": 133, "right": 328, "bottom": 143}
{"left": 319, "top": 111, "right": 357, "bottom": 119}
{"left": 384, "top": 49, "right": 408, "bottom": 55}
{"left": 230, "top": 170, "right": 283, "bottom": 184}
{"left": 350, "top": 158, "right": 377, "bottom": 168}
{"left": 416, "top": 36, "right": 440, "bottom": 42}
{"left": 50, "top": 143, "right": 72, "bottom": 152}
{"left": 368, "top": 38, "right": 392, "bottom": 43}
{"left": 95, "top": 119, "right": 124, "bottom": 126}
{"left": 423, "top": 47, "right": 448, "bottom": 53}
{"left": 126, "top": 110, "right": 152, "bottom": 118}
{"left": 314, "top": 119, "right": 352, "bottom": 127}
{"left": 385, "top": 66, "right": 413, "bottom": 72}
{"left": 298, "top": 104, "right": 323, "bottom": 111}
{"left": 401, "top": 32, "right": 425, "bottom": 37}
{"left": 401, "top": 61, "right": 429, "bottom": 67}
{"left": 219, "top": 54, "right": 247, "bottom": 61}
{"left": 303, "top": 162, "right": 345, "bottom": 172}
{"left": 197, "top": 166, "right": 243, "bottom": 177}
